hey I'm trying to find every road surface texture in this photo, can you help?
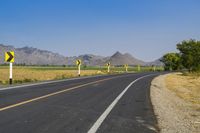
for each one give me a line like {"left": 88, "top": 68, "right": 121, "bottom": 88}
{"left": 0, "top": 72, "right": 163, "bottom": 133}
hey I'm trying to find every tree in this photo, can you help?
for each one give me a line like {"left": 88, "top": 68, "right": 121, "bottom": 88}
{"left": 161, "top": 53, "right": 182, "bottom": 71}
{"left": 177, "top": 39, "right": 200, "bottom": 72}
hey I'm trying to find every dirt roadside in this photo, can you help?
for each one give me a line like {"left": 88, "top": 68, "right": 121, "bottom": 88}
{"left": 151, "top": 74, "right": 200, "bottom": 133}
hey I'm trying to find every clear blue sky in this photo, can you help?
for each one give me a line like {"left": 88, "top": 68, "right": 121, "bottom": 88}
{"left": 0, "top": 0, "right": 200, "bottom": 61}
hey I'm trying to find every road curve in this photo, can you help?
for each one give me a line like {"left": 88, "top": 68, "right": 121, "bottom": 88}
{"left": 0, "top": 72, "right": 163, "bottom": 133}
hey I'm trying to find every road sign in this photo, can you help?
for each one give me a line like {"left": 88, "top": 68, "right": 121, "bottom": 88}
{"left": 5, "top": 51, "right": 14, "bottom": 84}
{"left": 76, "top": 59, "right": 82, "bottom": 76}
{"left": 124, "top": 64, "right": 128, "bottom": 72}
{"left": 106, "top": 62, "right": 111, "bottom": 73}
{"left": 106, "top": 62, "right": 110, "bottom": 66}
{"left": 76, "top": 59, "right": 81, "bottom": 66}
{"left": 5, "top": 51, "right": 14, "bottom": 63}
{"left": 124, "top": 64, "right": 128, "bottom": 67}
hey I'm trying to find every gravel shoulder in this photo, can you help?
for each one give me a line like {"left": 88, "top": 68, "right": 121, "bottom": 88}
{"left": 150, "top": 74, "right": 200, "bottom": 133}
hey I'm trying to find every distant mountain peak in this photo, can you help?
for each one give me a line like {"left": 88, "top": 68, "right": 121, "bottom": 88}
{"left": 107, "top": 51, "right": 146, "bottom": 66}
{"left": 115, "top": 51, "right": 122, "bottom": 54}
{"left": 111, "top": 51, "right": 123, "bottom": 57}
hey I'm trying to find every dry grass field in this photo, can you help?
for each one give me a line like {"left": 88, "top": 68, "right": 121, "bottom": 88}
{"left": 0, "top": 66, "right": 105, "bottom": 85}
{"left": 165, "top": 73, "right": 200, "bottom": 104}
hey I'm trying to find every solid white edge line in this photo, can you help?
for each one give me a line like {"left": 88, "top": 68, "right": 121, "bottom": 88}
{"left": 87, "top": 74, "right": 157, "bottom": 133}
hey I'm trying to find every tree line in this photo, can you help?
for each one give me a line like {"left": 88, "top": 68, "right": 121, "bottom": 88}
{"left": 161, "top": 39, "right": 200, "bottom": 72}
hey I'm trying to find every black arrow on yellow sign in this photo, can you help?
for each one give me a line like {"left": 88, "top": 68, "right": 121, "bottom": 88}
{"left": 7, "top": 52, "right": 13, "bottom": 62}
{"left": 76, "top": 60, "right": 81, "bottom": 65}
{"left": 5, "top": 51, "right": 14, "bottom": 63}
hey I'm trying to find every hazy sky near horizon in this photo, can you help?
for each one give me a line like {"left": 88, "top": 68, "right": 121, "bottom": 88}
{"left": 0, "top": 0, "right": 200, "bottom": 61}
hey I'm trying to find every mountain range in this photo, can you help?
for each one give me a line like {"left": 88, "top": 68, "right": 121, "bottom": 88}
{"left": 0, "top": 44, "right": 163, "bottom": 66}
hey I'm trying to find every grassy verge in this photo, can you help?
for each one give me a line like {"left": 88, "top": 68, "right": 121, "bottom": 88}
{"left": 165, "top": 72, "right": 200, "bottom": 104}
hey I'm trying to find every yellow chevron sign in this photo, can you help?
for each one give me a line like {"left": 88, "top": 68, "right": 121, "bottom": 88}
{"left": 76, "top": 59, "right": 81, "bottom": 65}
{"left": 124, "top": 64, "right": 128, "bottom": 72}
{"left": 5, "top": 51, "right": 14, "bottom": 63}
{"left": 124, "top": 64, "right": 128, "bottom": 67}
{"left": 106, "top": 62, "right": 111, "bottom": 66}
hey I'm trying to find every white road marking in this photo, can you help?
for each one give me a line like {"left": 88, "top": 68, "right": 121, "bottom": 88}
{"left": 87, "top": 74, "right": 156, "bottom": 133}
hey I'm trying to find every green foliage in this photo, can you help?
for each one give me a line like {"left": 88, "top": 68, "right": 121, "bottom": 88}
{"left": 161, "top": 39, "right": 200, "bottom": 72}
{"left": 161, "top": 53, "right": 182, "bottom": 70}
{"left": 177, "top": 39, "right": 200, "bottom": 72}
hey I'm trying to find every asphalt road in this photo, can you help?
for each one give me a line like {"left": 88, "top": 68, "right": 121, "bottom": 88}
{"left": 0, "top": 72, "right": 164, "bottom": 133}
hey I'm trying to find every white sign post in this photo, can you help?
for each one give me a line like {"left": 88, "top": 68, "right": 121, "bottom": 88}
{"left": 137, "top": 65, "right": 141, "bottom": 72}
{"left": 10, "top": 62, "right": 13, "bottom": 84}
{"left": 124, "top": 64, "right": 128, "bottom": 72}
{"left": 153, "top": 66, "right": 156, "bottom": 71}
{"left": 78, "top": 64, "right": 81, "bottom": 77}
